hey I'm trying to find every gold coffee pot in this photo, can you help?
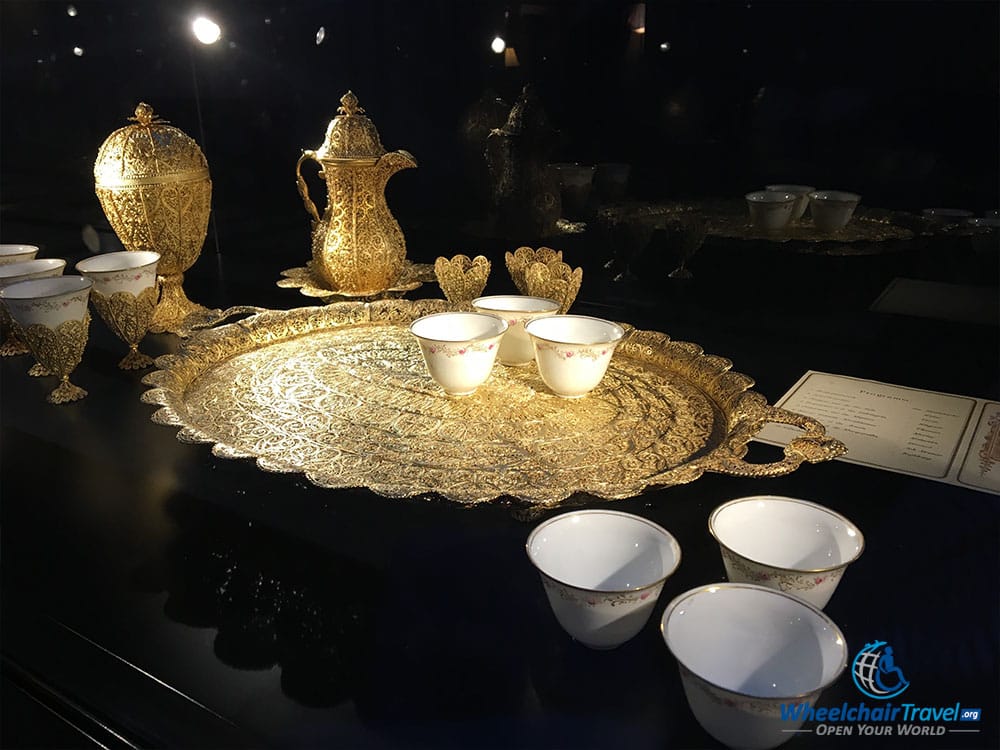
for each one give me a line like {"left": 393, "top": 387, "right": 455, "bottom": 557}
{"left": 295, "top": 91, "right": 416, "bottom": 295}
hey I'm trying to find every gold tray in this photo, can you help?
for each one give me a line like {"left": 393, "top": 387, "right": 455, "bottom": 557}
{"left": 141, "top": 300, "right": 845, "bottom": 509}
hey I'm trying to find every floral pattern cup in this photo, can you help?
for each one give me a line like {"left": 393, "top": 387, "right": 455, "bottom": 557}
{"left": 527, "top": 509, "right": 682, "bottom": 649}
{"left": 0, "top": 244, "right": 40, "bottom": 266}
{"left": 76, "top": 251, "right": 161, "bottom": 369}
{"left": 471, "top": 295, "right": 560, "bottom": 366}
{"left": 525, "top": 314, "right": 625, "bottom": 398}
{"left": 661, "top": 583, "right": 848, "bottom": 750}
{"left": 708, "top": 495, "right": 865, "bottom": 609}
{"left": 0, "top": 258, "right": 67, "bottom": 358}
{"left": 0, "top": 276, "right": 93, "bottom": 403}
{"left": 409, "top": 311, "right": 507, "bottom": 396}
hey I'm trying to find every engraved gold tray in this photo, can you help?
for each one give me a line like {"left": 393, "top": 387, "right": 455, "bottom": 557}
{"left": 141, "top": 299, "right": 845, "bottom": 509}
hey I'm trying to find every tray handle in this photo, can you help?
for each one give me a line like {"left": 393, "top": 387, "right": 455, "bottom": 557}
{"left": 705, "top": 406, "right": 847, "bottom": 479}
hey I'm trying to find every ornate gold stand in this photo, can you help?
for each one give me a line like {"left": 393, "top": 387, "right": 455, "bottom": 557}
{"left": 277, "top": 261, "right": 435, "bottom": 303}
{"left": 16, "top": 315, "right": 90, "bottom": 404}
{"left": 149, "top": 273, "right": 214, "bottom": 334}
{"left": 91, "top": 286, "right": 159, "bottom": 368}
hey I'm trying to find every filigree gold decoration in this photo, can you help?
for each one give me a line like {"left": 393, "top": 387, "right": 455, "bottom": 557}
{"left": 14, "top": 314, "right": 90, "bottom": 403}
{"left": 27, "top": 363, "right": 50, "bottom": 377}
{"left": 296, "top": 92, "right": 416, "bottom": 295}
{"left": 94, "top": 103, "right": 216, "bottom": 334}
{"left": 0, "top": 306, "right": 31, "bottom": 356}
{"left": 91, "top": 285, "right": 159, "bottom": 369}
{"left": 433, "top": 254, "right": 491, "bottom": 304}
{"left": 524, "top": 260, "right": 583, "bottom": 314}
{"left": 142, "top": 301, "right": 845, "bottom": 509}
{"left": 277, "top": 261, "right": 433, "bottom": 303}
{"left": 505, "top": 246, "right": 563, "bottom": 294}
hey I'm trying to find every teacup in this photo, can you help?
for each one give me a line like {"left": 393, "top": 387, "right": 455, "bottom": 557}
{"left": 76, "top": 251, "right": 161, "bottom": 369}
{"left": 471, "top": 295, "right": 560, "bottom": 366}
{"left": 0, "top": 244, "right": 40, "bottom": 266}
{"left": 764, "top": 184, "right": 815, "bottom": 221}
{"left": 661, "top": 583, "right": 848, "bottom": 750}
{"left": 708, "top": 495, "right": 864, "bottom": 609}
{"left": 0, "top": 276, "right": 93, "bottom": 403}
{"left": 808, "top": 190, "right": 861, "bottom": 232}
{"left": 745, "top": 191, "right": 797, "bottom": 232}
{"left": 410, "top": 311, "right": 507, "bottom": 396}
{"left": 527, "top": 509, "right": 681, "bottom": 649}
{"left": 524, "top": 314, "right": 625, "bottom": 398}
{"left": 0, "top": 258, "right": 68, "bottom": 358}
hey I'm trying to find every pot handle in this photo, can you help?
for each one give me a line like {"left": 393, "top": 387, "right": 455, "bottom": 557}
{"left": 705, "top": 406, "right": 847, "bottom": 479}
{"left": 295, "top": 150, "right": 322, "bottom": 224}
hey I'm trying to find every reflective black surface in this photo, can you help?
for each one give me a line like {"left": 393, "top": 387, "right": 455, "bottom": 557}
{"left": 2, "top": 2, "right": 998, "bottom": 748}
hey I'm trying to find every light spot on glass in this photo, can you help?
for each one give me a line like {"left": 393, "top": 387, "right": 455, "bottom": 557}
{"left": 315, "top": 26, "right": 325, "bottom": 45}
{"left": 73, "top": 46, "right": 84, "bottom": 56}
{"left": 491, "top": 36, "right": 506, "bottom": 54}
{"left": 67, "top": 5, "right": 78, "bottom": 17}
{"left": 192, "top": 16, "right": 222, "bottom": 45}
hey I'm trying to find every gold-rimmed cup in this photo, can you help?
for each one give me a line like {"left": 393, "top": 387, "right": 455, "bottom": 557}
{"left": 524, "top": 314, "right": 625, "bottom": 398}
{"left": 0, "top": 276, "right": 93, "bottom": 403}
{"left": 76, "top": 251, "right": 161, "bottom": 369}
{"left": 0, "top": 258, "right": 67, "bottom": 358}
{"left": 471, "top": 295, "right": 560, "bottom": 366}
{"left": 708, "top": 495, "right": 865, "bottom": 609}
{"left": 0, "top": 244, "right": 40, "bottom": 266}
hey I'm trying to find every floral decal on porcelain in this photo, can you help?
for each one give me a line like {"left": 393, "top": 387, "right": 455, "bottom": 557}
{"left": 427, "top": 340, "right": 497, "bottom": 357}
{"left": 680, "top": 664, "right": 818, "bottom": 718}
{"left": 541, "top": 575, "right": 659, "bottom": 607}
{"left": 720, "top": 547, "right": 844, "bottom": 592}
{"left": 12, "top": 291, "right": 90, "bottom": 316}
{"left": 534, "top": 340, "right": 610, "bottom": 361}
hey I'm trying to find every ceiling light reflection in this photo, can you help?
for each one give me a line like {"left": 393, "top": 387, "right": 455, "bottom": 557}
{"left": 316, "top": 26, "right": 325, "bottom": 45}
{"left": 491, "top": 36, "right": 505, "bottom": 54}
{"left": 73, "top": 46, "right": 84, "bottom": 56}
{"left": 192, "top": 16, "right": 221, "bottom": 45}
{"left": 67, "top": 5, "right": 78, "bottom": 17}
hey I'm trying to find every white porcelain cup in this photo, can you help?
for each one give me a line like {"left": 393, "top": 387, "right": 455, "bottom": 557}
{"left": 525, "top": 314, "right": 625, "bottom": 398}
{"left": 764, "top": 184, "right": 815, "bottom": 221}
{"left": 808, "top": 190, "right": 861, "bottom": 232}
{"left": 528, "top": 510, "right": 681, "bottom": 649}
{"left": 745, "top": 191, "right": 797, "bottom": 232}
{"left": 0, "top": 275, "right": 92, "bottom": 328}
{"left": 709, "top": 495, "right": 864, "bottom": 609}
{"left": 75, "top": 250, "right": 160, "bottom": 296}
{"left": 410, "top": 311, "right": 507, "bottom": 396}
{"left": 0, "top": 258, "right": 67, "bottom": 288}
{"left": 0, "top": 244, "right": 40, "bottom": 266}
{"left": 661, "top": 583, "right": 848, "bottom": 750}
{"left": 471, "top": 295, "right": 560, "bottom": 366}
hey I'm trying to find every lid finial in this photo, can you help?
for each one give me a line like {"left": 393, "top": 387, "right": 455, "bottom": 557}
{"left": 338, "top": 91, "right": 362, "bottom": 116}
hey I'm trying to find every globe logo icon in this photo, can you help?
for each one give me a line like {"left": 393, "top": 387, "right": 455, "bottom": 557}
{"left": 852, "top": 640, "right": 910, "bottom": 700}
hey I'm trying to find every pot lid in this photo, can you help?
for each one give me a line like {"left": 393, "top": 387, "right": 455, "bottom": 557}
{"left": 94, "top": 103, "right": 209, "bottom": 188}
{"left": 314, "top": 91, "right": 387, "bottom": 161}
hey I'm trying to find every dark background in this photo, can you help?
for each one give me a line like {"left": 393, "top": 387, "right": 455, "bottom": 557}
{"left": 0, "top": 3, "right": 998, "bottom": 749}
{"left": 1, "top": 0, "right": 998, "bottom": 260}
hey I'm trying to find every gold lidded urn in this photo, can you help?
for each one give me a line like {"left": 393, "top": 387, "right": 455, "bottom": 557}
{"left": 295, "top": 91, "right": 417, "bottom": 295}
{"left": 94, "top": 102, "right": 213, "bottom": 334}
